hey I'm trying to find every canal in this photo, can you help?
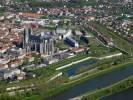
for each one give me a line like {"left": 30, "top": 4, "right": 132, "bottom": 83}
{"left": 63, "top": 59, "right": 96, "bottom": 76}
{"left": 51, "top": 63, "right": 133, "bottom": 100}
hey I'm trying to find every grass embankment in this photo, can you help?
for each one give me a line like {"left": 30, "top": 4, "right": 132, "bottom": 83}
{"left": 71, "top": 55, "right": 132, "bottom": 79}
{"left": 82, "top": 76, "right": 133, "bottom": 100}
{"left": 84, "top": 27, "right": 119, "bottom": 57}
{"left": 41, "top": 60, "right": 133, "bottom": 99}
{"left": 89, "top": 37, "right": 119, "bottom": 57}
{"left": 90, "top": 22, "right": 133, "bottom": 55}
{"left": 66, "top": 59, "right": 133, "bottom": 84}
{"left": 48, "top": 53, "right": 90, "bottom": 69}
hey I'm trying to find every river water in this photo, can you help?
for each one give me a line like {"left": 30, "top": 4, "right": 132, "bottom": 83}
{"left": 51, "top": 63, "right": 133, "bottom": 100}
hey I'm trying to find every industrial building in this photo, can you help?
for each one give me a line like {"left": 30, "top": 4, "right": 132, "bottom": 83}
{"left": 65, "top": 37, "right": 79, "bottom": 48}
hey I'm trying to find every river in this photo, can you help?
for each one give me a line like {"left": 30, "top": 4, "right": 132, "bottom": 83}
{"left": 51, "top": 63, "right": 133, "bottom": 100}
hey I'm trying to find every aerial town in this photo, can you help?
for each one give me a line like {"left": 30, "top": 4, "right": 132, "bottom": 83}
{"left": 0, "top": 0, "right": 133, "bottom": 100}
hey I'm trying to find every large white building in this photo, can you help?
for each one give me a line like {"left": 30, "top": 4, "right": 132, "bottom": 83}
{"left": 56, "top": 28, "right": 72, "bottom": 39}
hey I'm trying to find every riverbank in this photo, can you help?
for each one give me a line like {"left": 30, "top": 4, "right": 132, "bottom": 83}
{"left": 103, "top": 87, "right": 133, "bottom": 100}
{"left": 42, "top": 60, "right": 133, "bottom": 99}
{"left": 0, "top": 54, "right": 130, "bottom": 100}
{"left": 65, "top": 58, "right": 133, "bottom": 85}
{"left": 82, "top": 76, "right": 133, "bottom": 100}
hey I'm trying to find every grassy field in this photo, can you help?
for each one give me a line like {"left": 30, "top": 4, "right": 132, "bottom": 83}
{"left": 90, "top": 22, "right": 133, "bottom": 55}
{"left": 47, "top": 53, "right": 91, "bottom": 69}
{"left": 89, "top": 37, "right": 119, "bottom": 57}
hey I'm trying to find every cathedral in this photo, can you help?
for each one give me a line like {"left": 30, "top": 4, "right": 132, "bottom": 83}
{"left": 23, "top": 27, "right": 54, "bottom": 55}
